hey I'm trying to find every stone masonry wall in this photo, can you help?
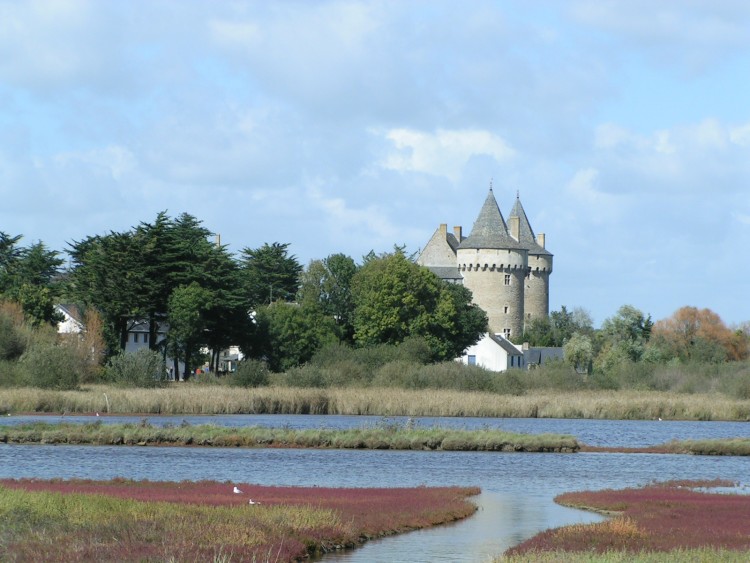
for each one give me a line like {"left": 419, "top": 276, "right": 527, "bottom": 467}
{"left": 457, "top": 247, "right": 527, "bottom": 337}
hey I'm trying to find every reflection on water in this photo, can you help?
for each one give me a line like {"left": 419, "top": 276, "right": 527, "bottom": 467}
{"left": 1, "top": 443, "right": 747, "bottom": 562}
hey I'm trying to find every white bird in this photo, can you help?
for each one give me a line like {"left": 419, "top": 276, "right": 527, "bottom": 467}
{"left": 233, "top": 486, "right": 243, "bottom": 494}
{"left": 248, "top": 499, "right": 259, "bottom": 505}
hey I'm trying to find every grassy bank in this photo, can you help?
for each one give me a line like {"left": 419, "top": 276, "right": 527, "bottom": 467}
{"left": 0, "top": 421, "right": 579, "bottom": 452}
{"left": 499, "top": 480, "right": 750, "bottom": 561}
{"left": 0, "top": 479, "right": 479, "bottom": 562}
{"left": 582, "top": 438, "right": 750, "bottom": 456}
{"left": 2, "top": 384, "right": 750, "bottom": 420}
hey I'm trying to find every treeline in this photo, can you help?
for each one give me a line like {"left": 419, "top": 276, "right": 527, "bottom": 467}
{"left": 521, "top": 304, "right": 750, "bottom": 396}
{"left": 0, "top": 212, "right": 487, "bottom": 386}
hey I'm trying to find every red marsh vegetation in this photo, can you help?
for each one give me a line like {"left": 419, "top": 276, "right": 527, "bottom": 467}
{"left": 506, "top": 479, "right": 750, "bottom": 556}
{"left": 0, "top": 478, "right": 479, "bottom": 562}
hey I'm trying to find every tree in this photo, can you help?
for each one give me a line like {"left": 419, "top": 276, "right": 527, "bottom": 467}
{"left": 67, "top": 231, "right": 145, "bottom": 351}
{"left": 250, "top": 302, "right": 338, "bottom": 372}
{"left": 350, "top": 251, "right": 487, "bottom": 360}
{"left": 298, "top": 253, "right": 358, "bottom": 343}
{"left": 238, "top": 243, "right": 302, "bottom": 308}
{"left": 649, "top": 306, "right": 747, "bottom": 363}
{"left": 0, "top": 236, "right": 64, "bottom": 326}
{"left": 597, "top": 305, "right": 653, "bottom": 363}
{"left": 167, "top": 283, "right": 211, "bottom": 378}
{"left": 563, "top": 332, "right": 594, "bottom": 374}
{"left": 67, "top": 212, "right": 252, "bottom": 365}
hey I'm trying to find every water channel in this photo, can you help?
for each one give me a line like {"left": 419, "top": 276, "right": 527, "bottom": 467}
{"left": 2, "top": 415, "right": 749, "bottom": 561}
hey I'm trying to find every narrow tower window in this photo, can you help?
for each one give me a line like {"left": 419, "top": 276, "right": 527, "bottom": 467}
{"left": 503, "top": 328, "right": 511, "bottom": 338}
{"left": 504, "top": 306, "right": 509, "bottom": 314}
{"left": 504, "top": 274, "right": 511, "bottom": 286}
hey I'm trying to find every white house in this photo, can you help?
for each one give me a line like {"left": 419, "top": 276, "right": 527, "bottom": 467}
{"left": 460, "top": 333, "right": 526, "bottom": 371}
{"left": 460, "top": 333, "right": 565, "bottom": 372}
{"left": 55, "top": 304, "right": 85, "bottom": 334}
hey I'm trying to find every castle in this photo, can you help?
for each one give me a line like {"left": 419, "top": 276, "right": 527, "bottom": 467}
{"left": 417, "top": 187, "right": 552, "bottom": 341}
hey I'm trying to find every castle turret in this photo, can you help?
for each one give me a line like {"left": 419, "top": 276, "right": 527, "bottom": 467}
{"left": 457, "top": 188, "right": 528, "bottom": 338}
{"left": 508, "top": 194, "right": 553, "bottom": 326}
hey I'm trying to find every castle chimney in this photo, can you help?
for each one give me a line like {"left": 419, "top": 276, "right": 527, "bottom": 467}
{"left": 439, "top": 223, "right": 447, "bottom": 237}
{"left": 214, "top": 234, "right": 221, "bottom": 248}
{"left": 537, "top": 233, "right": 545, "bottom": 249}
{"left": 453, "top": 226, "right": 462, "bottom": 241}
{"left": 509, "top": 216, "right": 520, "bottom": 241}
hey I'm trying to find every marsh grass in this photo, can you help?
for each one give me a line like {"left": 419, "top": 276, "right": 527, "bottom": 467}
{"left": 0, "top": 479, "right": 479, "bottom": 562}
{"left": 500, "top": 548, "right": 750, "bottom": 562}
{"left": 502, "top": 480, "right": 750, "bottom": 560}
{"left": 1, "top": 384, "right": 750, "bottom": 420}
{"left": 0, "top": 421, "right": 578, "bottom": 452}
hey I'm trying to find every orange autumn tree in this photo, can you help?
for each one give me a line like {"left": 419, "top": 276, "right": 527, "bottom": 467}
{"left": 649, "top": 307, "right": 749, "bottom": 363}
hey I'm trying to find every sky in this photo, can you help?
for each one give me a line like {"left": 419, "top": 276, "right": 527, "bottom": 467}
{"left": 1, "top": 0, "right": 749, "bottom": 328}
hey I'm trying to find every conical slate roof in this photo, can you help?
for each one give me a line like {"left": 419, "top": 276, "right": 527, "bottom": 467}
{"left": 458, "top": 188, "right": 523, "bottom": 250}
{"left": 509, "top": 195, "right": 552, "bottom": 256}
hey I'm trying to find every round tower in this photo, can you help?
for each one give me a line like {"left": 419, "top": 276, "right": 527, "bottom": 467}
{"left": 507, "top": 194, "right": 553, "bottom": 326}
{"left": 457, "top": 188, "right": 527, "bottom": 339}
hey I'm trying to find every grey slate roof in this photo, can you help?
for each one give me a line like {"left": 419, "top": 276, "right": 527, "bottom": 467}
{"left": 446, "top": 232, "right": 460, "bottom": 251}
{"left": 488, "top": 333, "right": 524, "bottom": 356}
{"left": 427, "top": 266, "right": 463, "bottom": 281}
{"left": 509, "top": 195, "right": 552, "bottom": 256}
{"left": 458, "top": 189, "right": 523, "bottom": 250}
{"left": 523, "top": 346, "right": 564, "bottom": 366}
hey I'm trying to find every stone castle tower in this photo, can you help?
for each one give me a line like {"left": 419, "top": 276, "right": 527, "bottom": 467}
{"left": 417, "top": 187, "right": 552, "bottom": 339}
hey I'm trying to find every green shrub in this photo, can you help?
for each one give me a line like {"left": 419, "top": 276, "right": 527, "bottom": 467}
{"left": 0, "top": 359, "right": 24, "bottom": 387}
{"left": 105, "top": 349, "right": 167, "bottom": 388}
{"left": 492, "top": 370, "right": 526, "bottom": 395}
{"left": 372, "top": 360, "right": 425, "bottom": 388}
{"left": 278, "top": 364, "right": 327, "bottom": 388}
{"left": 229, "top": 359, "right": 270, "bottom": 388}
{"left": 19, "top": 343, "right": 80, "bottom": 390}
{"left": 0, "top": 314, "right": 26, "bottom": 361}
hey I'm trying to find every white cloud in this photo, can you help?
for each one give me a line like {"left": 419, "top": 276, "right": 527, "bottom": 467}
{"left": 565, "top": 167, "right": 626, "bottom": 223}
{"left": 569, "top": 0, "right": 750, "bottom": 72}
{"left": 381, "top": 128, "right": 516, "bottom": 181}
{"left": 729, "top": 122, "right": 750, "bottom": 146}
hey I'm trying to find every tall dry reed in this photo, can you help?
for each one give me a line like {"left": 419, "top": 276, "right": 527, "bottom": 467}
{"left": 1, "top": 385, "right": 749, "bottom": 420}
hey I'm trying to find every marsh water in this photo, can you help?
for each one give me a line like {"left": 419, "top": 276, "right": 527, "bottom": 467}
{"left": 2, "top": 415, "right": 749, "bottom": 561}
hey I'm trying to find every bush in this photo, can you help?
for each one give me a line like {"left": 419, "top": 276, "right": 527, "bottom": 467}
{"left": 0, "top": 312, "right": 27, "bottom": 361}
{"left": 19, "top": 343, "right": 80, "bottom": 390}
{"left": 229, "top": 359, "right": 270, "bottom": 388}
{"left": 105, "top": 349, "right": 167, "bottom": 388}
{"left": 277, "top": 365, "right": 327, "bottom": 388}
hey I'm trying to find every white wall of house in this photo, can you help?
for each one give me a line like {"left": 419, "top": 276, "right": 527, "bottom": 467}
{"left": 55, "top": 305, "right": 84, "bottom": 334}
{"left": 459, "top": 333, "right": 524, "bottom": 372}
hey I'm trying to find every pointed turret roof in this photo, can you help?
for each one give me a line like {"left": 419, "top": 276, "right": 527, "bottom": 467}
{"left": 509, "top": 194, "right": 552, "bottom": 256}
{"left": 458, "top": 188, "right": 522, "bottom": 250}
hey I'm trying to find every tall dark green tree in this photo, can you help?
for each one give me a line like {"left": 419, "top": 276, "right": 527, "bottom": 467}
{"left": 239, "top": 242, "right": 302, "bottom": 307}
{"left": 67, "top": 231, "right": 145, "bottom": 351}
{"left": 1, "top": 234, "right": 64, "bottom": 326}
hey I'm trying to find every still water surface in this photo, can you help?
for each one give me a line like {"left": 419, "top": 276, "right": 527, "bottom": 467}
{"left": 2, "top": 415, "right": 749, "bottom": 561}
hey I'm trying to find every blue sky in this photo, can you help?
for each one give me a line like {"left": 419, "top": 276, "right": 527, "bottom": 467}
{"left": 1, "top": 0, "right": 749, "bottom": 327}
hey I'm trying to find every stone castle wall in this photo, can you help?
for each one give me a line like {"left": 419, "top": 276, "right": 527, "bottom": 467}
{"left": 457, "top": 247, "right": 527, "bottom": 337}
{"left": 523, "top": 253, "right": 552, "bottom": 322}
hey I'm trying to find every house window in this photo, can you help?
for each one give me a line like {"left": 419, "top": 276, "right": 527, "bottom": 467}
{"left": 132, "top": 333, "right": 138, "bottom": 343}
{"left": 503, "top": 328, "right": 511, "bottom": 338}
{"left": 510, "top": 356, "right": 514, "bottom": 367}
{"left": 468, "top": 355, "right": 476, "bottom": 366}
{"left": 504, "top": 274, "right": 511, "bottom": 286}
{"left": 143, "top": 333, "right": 149, "bottom": 344}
